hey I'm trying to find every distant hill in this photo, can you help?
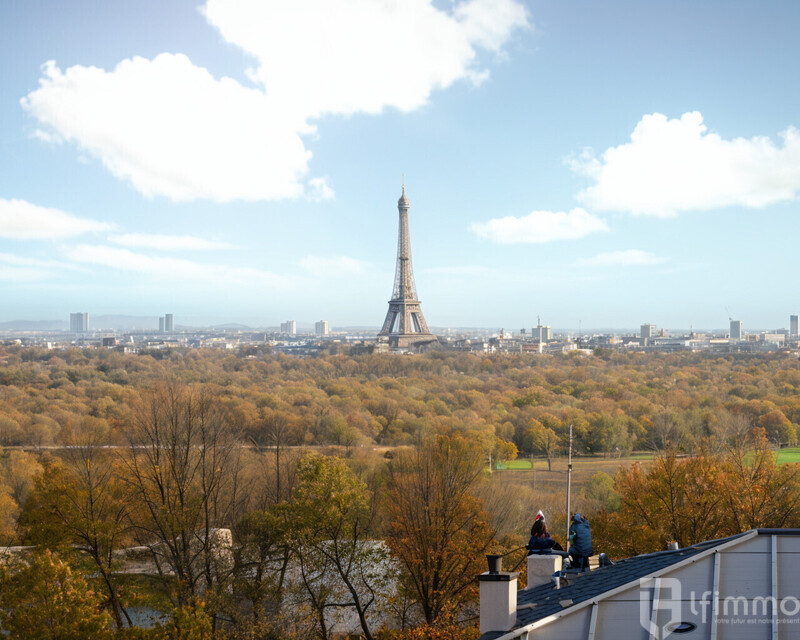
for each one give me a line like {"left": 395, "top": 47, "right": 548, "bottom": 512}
{"left": 0, "top": 320, "right": 67, "bottom": 331}
{"left": 91, "top": 315, "right": 160, "bottom": 331}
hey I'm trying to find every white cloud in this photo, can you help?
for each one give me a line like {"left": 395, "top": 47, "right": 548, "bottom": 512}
{"left": 22, "top": 1, "right": 527, "bottom": 203}
{"left": 202, "top": 0, "right": 529, "bottom": 119}
{"left": 108, "top": 233, "right": 235, "bottom": 251}
{"left": 579, "top": 249, "right": 669, "bottom": 267}
{"left": 0, "top": 252, "right": 83, "bottom": 282}
{"left": 65, "top": 244, "right": 295, "bottom": 288}
{"left": 300, "top": 255, "right": 367, "bottom": 275}
{"left": 0, "top": 198, "right": 110, "bottom": 240}
{"left": 570, "top": 111, "right": 800, "bottom": 217}
{"left": 0, "top": 255, "right": 54, "bottom": 282}
{"left": 470, "top": 208, "right": 608, "bottom": 244}
{"left": 306, "top": 177, "right": 335, "bottom": 202}
{"left": 0, "top": 253, "right": 77, "bottom": 269}
{"left": 22, "top": 56, "right": 311, "bottom": 202}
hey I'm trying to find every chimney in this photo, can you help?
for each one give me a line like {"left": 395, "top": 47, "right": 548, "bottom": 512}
{"left": 479, "top": 555, "right": 519, "bottom": 635}
{"left": 527, "top": 553, "right": 563, "bottom": 589}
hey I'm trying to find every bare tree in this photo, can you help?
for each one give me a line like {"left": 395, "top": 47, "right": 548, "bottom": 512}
{"left": 122, "top": 380, "right": 240, "bottom": 618}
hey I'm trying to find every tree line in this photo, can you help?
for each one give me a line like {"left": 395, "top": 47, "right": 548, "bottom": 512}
{"left": 1, "top": 347, "right": 800, "bottom": 637}
{"left": 2, "top": 380, "right": 491, "bottom": 638}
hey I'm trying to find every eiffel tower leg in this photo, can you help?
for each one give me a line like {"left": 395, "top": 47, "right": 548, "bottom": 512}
{"left": 379, "top": 309, "right": 398, "bottom": 335}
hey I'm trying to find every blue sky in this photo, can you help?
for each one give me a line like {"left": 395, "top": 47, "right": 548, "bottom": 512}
{"left": 1, "top": 0, "right": 799, "bottom": 331}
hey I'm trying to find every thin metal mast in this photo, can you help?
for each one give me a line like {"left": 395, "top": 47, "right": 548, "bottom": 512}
{"left": 566, "top": 424, "right": 573, "bottom": 546}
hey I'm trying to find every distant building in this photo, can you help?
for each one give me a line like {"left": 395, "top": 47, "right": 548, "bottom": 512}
{"left": 158, "top": 317, "right": 165, "bottom": 333}
{"left": 315, "top": 320, "right": 329, "bottom": 336}
{"left": 70, "top": 312, "right": 89, "bottom": 333}
{"left": 165, "top": 313, "right": 174, "bottom": 333}
{"left": 640, "top": 323, "right": 657, "bottom": 344}
{"left": 791, "top": 314, "right": 798, "bottom": 337}
{"left": 730, "top": 319, "right": 743, "bottom": 340}
{"left": 281, "top": 320, "right": 297, "bottom": 335}
{"left": 533, "top": 325, "right": 552, "bottom": 342}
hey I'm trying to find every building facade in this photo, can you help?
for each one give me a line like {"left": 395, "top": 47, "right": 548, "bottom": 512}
{"left": 281, "top": 320, "right": 297, "bottom": 335}
{"left": 315, "top": 320, "right": 329, "bottom": 336}
{"left": 69, "top": 312, "right": 89, "bottom": 333}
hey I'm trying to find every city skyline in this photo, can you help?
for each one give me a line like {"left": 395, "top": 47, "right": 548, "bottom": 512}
{"left": 2, "top": 1, "right": 800, "bottom": 329}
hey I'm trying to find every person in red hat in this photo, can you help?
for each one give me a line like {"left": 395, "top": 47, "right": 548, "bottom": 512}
{"left": 526, "top": 511, "right": 567, "bottom": 556}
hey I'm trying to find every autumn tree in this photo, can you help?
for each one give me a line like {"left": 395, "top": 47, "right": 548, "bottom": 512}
{"left": 529, "top": 420, "right": 559, "bottom": 471}
{"left": 0, "top": 550, "right": 111, "bottom": 639}
{"left": 284, "top": 454, "right": 388, "bottom": 640}
{"left": 718, "top": 428, "right": 800, "bottom": 531}
{"left": 593, "top": 437, "right": 800, "bottom": 559}
{"left": 23, "top": 458, "right": 132, "bottom": 627}
{"left": 384, "top": 435, "right": 494, "bottom": 624}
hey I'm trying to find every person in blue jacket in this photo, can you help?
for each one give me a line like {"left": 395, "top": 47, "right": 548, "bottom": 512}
{"left": 568, "top": 513, "right": 593, "bottom": 569}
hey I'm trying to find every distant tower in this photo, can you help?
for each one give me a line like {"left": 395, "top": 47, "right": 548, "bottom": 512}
{"left": 159, "top": 317, "right": 165, "bottom": 333}
{"left": 379, "top": 186, "right": 437, "bottom": 349}
{"left": 164, "top": 313, "right": 174, "bottom": 333}
{"left": 315, "top": 320, "right": 329, "bottom": 336}
{"left": 791, "top": 314, "right": 798, "bottom": 338}
{"left": 730, "top": 320, "right": 743, "bottom": 340}
{"left": 281, "top": 320, "right": 297, "bottom": 336}
{"left": 70, "top": 312, "right": 89, "bottom": 333}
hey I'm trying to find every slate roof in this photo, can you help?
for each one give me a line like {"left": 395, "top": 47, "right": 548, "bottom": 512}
{"left": 513, "top": 532, "right": 748, "bottom": 629}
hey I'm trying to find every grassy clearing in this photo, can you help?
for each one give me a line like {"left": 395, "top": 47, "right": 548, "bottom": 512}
{"left": 774, "top": 448, "right": 800, "bottom": 464}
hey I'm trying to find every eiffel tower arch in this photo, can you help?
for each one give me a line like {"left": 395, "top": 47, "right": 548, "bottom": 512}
{"left": 378, "top": 186, "right": 438, "bottom": 350}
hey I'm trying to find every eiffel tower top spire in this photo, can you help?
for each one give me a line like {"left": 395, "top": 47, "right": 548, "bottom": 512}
{"left": 398, "top": 180, "right": 408, "bottom": 208}
{"left": 378, "top": 185, "right": 436, "bottom": 349}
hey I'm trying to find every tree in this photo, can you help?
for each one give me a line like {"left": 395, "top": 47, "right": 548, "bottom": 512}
{"left": 232, "top": 505, "right": 290, "bottom": 625}
{"left": 718, "top": 428, "right": 800, "bottom": 532}
{"left": 384, "top": 435, "right": 494, "bottom": 624}
{"left": 0, "top": 549, "right": 111, "bottom": 639}
{"left": 287, "top": 454, "right": 388, "bottom": 640}
{"left": 23, "top": 454, "right": 132, "bottom": 627}
{"left": 529, "top": 420, "right": 559, "bottom": 471}
{"left": 596, "top": 455, "right": 726, "bottom": 557}
{"left": 0, "top": 484, "right": 17, "bottom": 544}
{"left": 261, "top": 409, "right": 300, "bottom": 504}
{"left": 23, "top": 417, "right": 132, "bottom": 627}
{"left": 121, "top": 380, "right": 240, "bottom": 618}
{"left": 583, "top": 471, "right": 621, "bottom": 513}
{"left": 593, "top": 436, "right": 800, "bottom": 559}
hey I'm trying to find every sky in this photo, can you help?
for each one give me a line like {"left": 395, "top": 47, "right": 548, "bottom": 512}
{"left": 1, "top": 0, "right": 799, "bottom": 331}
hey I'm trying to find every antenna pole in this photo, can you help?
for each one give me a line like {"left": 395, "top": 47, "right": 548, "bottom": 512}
{"left": 566, "top": 424, "right": 573, "bottom": 546}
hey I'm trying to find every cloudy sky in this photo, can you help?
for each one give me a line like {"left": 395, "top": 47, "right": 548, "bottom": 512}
{"left": 1, "top": 0, "right": 799, "bottom": 330}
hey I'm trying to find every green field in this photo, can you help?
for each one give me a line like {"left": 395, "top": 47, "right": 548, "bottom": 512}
{"left": 496, "top": 459, "right": 533, "bottom": 470}
{"left": 775, "top": 448, "right": 800, "bottom": 464}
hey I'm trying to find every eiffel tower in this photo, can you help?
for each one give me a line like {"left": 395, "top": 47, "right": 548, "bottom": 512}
{"left": 379, "top": 185, "right": 437, "bottom": 349}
